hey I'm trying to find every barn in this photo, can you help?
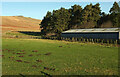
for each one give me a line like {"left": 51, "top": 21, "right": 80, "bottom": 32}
{"left": 61, "top": 28, "right": 120, "bottom": 40}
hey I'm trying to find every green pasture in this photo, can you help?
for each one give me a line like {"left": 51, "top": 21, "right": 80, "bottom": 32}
{"left": 2, "top": 38, "right": 118, "bottom": 75}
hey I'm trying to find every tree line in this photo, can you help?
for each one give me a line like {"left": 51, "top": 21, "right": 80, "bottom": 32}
{"left": 40, "top": 2, "right": 120, "bottom": 36}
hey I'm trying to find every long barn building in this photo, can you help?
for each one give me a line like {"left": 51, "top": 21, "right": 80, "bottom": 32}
{"left": 61, "top": 28, "right": 120, "bottom": 40}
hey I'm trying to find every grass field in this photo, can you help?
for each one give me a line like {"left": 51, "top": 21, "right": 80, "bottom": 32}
{"left": 2, "top": 38, "right": 118, "bottom": 75}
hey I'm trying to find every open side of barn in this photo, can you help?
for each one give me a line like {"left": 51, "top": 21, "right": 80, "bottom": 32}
{"left": 61, "top": 28, "right": 120, "bottom": 40}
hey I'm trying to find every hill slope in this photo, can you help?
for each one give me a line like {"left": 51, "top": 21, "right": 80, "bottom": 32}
{"left": 1, "top": 16, "right": 41, "bottom": 33}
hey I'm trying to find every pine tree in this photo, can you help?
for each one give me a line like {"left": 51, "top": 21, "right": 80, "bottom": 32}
{"left": 109, "top": 2, "right": 120, "bottom": 13}
{"left": 81, "top": 3, "right": 101, "bottom": 28}
{"left": 52, "top": 8, "right": 71, "bottom": 36}
{"left": 40, "top": 11, "right": 53, "bottom": 35}
{"left": 69, "top": 4, "right": 82, "bottom": 28}
{"left": 109, "top": 2, "right": 120, "bottom": 27}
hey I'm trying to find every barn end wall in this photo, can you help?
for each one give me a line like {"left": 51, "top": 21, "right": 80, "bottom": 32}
{"left": 119, "top": 32, "right": 120, "bottom": 39}
{"left": 61, "top": 32, "right": 119, "bottom": 40}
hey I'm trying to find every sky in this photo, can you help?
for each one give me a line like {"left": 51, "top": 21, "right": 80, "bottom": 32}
{"left": 1, "top": 2, "right": 116, "bottom": 20}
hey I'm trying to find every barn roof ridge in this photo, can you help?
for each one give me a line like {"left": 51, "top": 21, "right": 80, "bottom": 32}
{"left": 63, "top": 27, "right": 120, "bottom": 33}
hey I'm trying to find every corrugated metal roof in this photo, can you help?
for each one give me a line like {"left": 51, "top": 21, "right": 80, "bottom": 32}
{"left": 62, "top": 28, "right": 120, "bottom": 33}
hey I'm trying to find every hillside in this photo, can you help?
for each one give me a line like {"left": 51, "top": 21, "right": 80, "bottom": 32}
{"left": 1, "top": 16, "right": 41, "bottom": 33}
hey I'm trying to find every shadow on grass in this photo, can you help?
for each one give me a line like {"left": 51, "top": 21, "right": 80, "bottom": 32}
{"left": 40, "top": 71, "right": 52, "bottom": 77}
{"left": 18, "top": 31, "right": 42, "bottom": 36}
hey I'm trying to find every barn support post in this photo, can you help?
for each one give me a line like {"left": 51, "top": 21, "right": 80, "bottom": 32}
{"left": 118, "top": 39, "right": 120, "bottom": 44}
